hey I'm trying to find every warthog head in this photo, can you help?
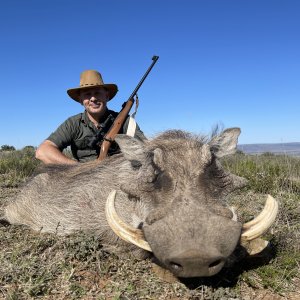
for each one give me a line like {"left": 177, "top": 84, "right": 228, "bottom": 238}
{"left": 106, "top": 128, "right": 278, "bottom": 277}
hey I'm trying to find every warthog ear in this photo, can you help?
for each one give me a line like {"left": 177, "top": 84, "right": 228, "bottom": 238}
{"left": 209, "top": 128, "right": 241, "bottom": 158}
{"left": 115, "top": 134, "right": 147, "bottom": 162}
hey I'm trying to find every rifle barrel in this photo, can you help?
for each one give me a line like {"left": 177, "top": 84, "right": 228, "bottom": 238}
{"left": 128, "top": 55, "right": 159, "bottom": 100}
{"left": 97, "top": 55, "right": 159, "bottom": 162}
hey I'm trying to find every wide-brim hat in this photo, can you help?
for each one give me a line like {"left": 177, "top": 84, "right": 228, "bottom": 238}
{"left": 67, "top": 70, "right": 118, "bottom": 102}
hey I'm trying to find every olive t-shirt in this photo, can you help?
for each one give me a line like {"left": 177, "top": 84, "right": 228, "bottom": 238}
{"left": 47, "top": 110, "right": 145, "bottom": 162}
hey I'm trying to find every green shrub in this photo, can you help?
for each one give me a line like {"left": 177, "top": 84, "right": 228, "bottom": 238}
{"left": 0, "top": 148, "right": 40, "bottom": 187}
{"left": 0, "top": 144, "right": 16, "bottom": 151}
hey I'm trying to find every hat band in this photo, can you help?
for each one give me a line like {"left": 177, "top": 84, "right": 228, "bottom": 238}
{"left": 80, "top": 83, "right": 103, "bottom": 87}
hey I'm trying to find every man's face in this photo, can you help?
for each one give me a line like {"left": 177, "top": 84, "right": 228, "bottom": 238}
{"left": 79, "top": 87, "right": 109, "bottom": 115}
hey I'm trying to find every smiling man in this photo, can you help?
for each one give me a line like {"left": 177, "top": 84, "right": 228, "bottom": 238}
{"left": 36, "top": 70, "right": 145, "bottom": 164}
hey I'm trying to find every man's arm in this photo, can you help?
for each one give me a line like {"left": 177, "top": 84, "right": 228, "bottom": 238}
{"left": 35, "top": 140, "right": 78, "bottom": 165}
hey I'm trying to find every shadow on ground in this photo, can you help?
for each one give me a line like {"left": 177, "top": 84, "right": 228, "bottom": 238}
{"left": 178, "top": 243, "right": 277, "bottom": 289}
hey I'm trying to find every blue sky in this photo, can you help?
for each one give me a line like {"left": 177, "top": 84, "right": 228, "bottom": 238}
{"left": 0, "top": 0, "right": 299, "bottom": 148}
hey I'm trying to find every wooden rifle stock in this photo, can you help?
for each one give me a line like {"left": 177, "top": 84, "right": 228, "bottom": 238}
{"left": 97, "top": 56, "right": 159, "bottom": 162}
{"left": 98, "top": 98, "right": 134, "bottom": 161}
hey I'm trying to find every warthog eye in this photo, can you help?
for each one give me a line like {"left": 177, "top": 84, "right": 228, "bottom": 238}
{"left": 137, "top": 222, "right": 144, "bottom": 229}
{"left": 207, "top": 152, "right": 216, "bottom": 166}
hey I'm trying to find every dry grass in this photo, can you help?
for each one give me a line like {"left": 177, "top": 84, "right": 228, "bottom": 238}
{"left": 0, "top": 150, "right": 299, "bottom": 299}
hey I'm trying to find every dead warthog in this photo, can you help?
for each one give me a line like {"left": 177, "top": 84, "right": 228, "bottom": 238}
{"left": 2, "top": 128, "right": 278, "bottom": 278}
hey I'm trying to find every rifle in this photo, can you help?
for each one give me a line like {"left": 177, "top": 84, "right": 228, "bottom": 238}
{"left": 97, "top": 55, "right": 159, "bottom": 161}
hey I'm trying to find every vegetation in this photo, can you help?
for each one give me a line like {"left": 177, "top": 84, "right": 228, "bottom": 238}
{"left": 0, "top": 145, "right": 16, "bottom": 152}
{"left": 0, "top": 147, "right": 40, "bottom": 188}
{"left": 223, "top": 152, "right": 300, "bottom": 194}
{"left": 222, "top": 153, "right": 300, "bottom": 298}
{"left": 0, "top": 149, "right": 299, "bottom": 299}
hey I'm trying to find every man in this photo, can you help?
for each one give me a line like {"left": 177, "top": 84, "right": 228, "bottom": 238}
{"left": 36, "top": 70, "right": 145, "bottom": 164}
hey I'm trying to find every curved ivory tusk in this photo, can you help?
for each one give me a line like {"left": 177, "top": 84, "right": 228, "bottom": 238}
{"left": 241, "top": 195, "right": 278, "bottom": 241}
{"left": 105, "top": 190, "right": 152, "bottom": 252}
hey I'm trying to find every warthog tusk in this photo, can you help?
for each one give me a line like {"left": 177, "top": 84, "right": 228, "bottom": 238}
{"left": 105, "top": 190, "right": 152, "bottom": 252}
{"left": 241, "top": 195, "right": 278, "bottom": 241}
{"left": 106, "top": 191, "right": 278, "bottom": 249}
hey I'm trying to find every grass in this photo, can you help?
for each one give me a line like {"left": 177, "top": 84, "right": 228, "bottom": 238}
{"left": 223, "top": 152, "right": 300, "bottom": 194}
{"left": 0, "top": 149, "right": 299, "bottom": 299}
{"left": 222, "top": 153, "right": 300, "bottom": 296}
{"left": 0, "top": 149, "right": 40, "bottom": 187}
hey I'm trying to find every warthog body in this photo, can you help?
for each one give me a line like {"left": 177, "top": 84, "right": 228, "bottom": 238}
{"left": 4, "top": 128, "right": 252, "bottom": 277}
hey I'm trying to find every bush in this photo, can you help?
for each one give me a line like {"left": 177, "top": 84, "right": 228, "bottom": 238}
{"left": 0, "top": 148, "right": 40, "bottom": 187}
{"left": 0, "top": 145, "right": 16, "bottom": 151}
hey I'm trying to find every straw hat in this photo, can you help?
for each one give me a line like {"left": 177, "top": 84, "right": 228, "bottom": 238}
{"left": 67, "top": 70, "right": 118, "bottom": 102}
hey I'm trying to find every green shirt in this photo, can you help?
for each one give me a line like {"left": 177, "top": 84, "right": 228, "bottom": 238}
{"left": 47, "top": 110, "right": 145, "bottom": 162}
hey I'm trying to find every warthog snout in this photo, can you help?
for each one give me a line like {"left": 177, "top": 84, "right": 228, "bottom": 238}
{"left": 141, "top": 202, "right": 242, "bottom": 278}
{"left": 165, "top": 249, "right": 226, "bottom": 277}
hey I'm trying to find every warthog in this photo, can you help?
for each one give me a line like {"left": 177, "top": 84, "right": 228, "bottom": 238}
{"left": 2, "top": 128, "right": 278, "bottom": 278}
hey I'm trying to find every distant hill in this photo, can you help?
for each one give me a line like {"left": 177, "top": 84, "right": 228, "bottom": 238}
{"left": 238, "top": 142, "right": 300, "bottom": 156}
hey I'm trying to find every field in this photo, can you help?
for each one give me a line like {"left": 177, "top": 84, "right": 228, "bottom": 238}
{"left": 0, "top": 149, "right": 299, "bottom": 299}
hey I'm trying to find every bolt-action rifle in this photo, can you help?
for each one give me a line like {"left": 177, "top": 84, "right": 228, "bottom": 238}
{"left": 97, "top": 55, "right": 159, "bottom": 162}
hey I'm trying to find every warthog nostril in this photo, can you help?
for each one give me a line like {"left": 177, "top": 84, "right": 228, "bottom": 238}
{"left": 169, "top": 261, "right": 183, "bottom": 271}
{"left": 208, "top": 259, "right": 222, "bottom": 268}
